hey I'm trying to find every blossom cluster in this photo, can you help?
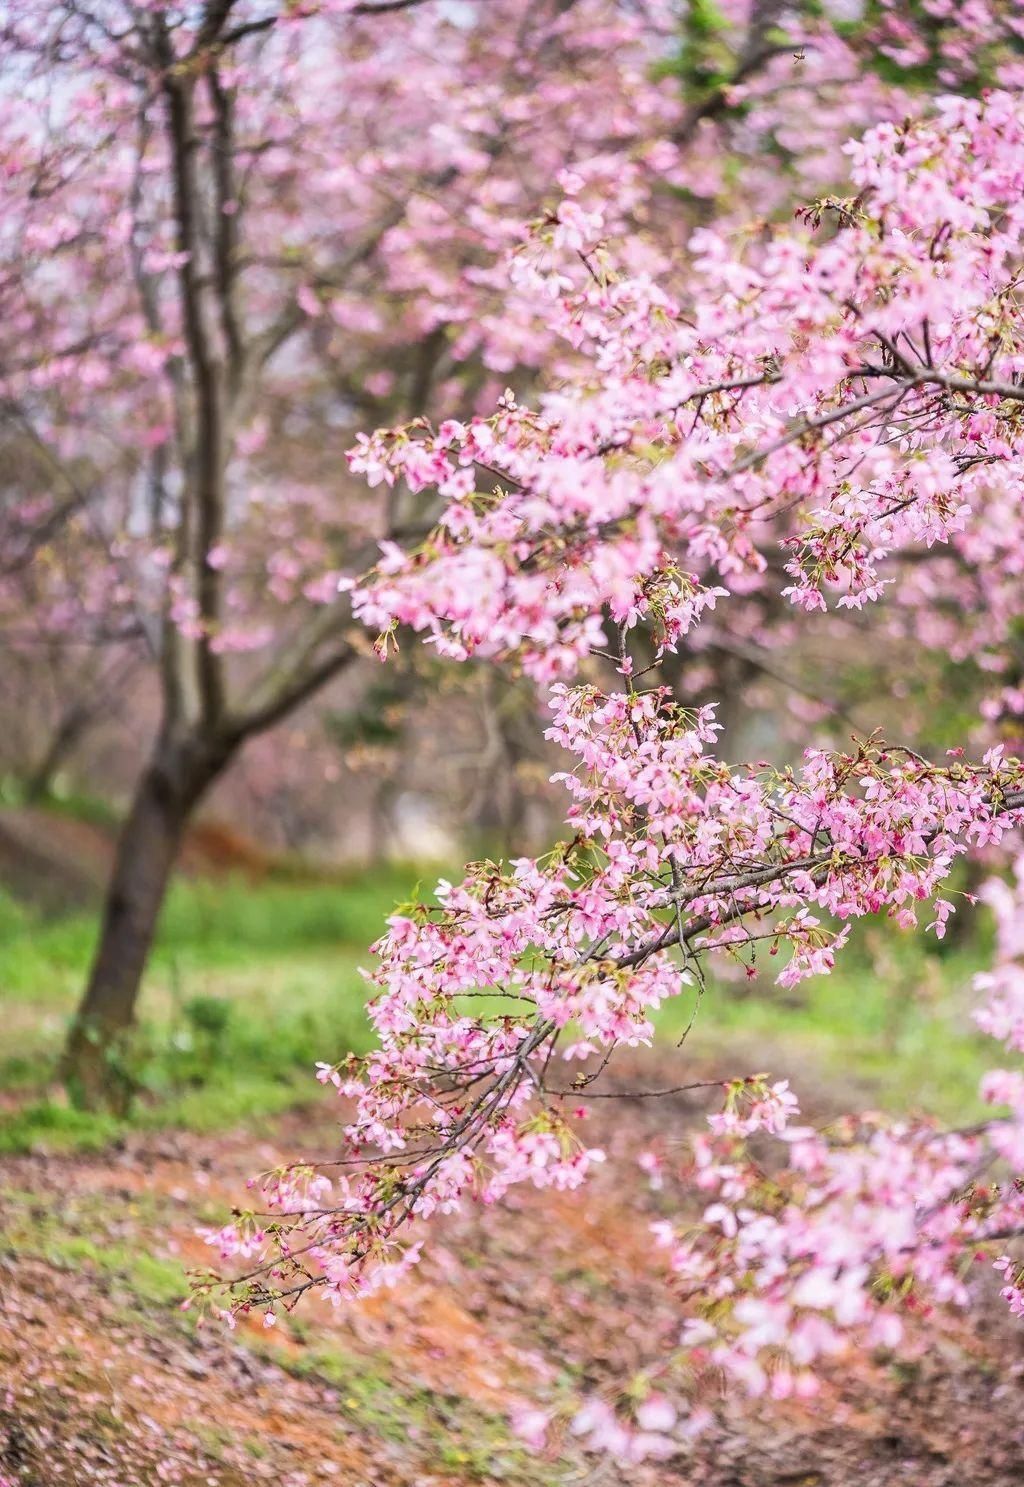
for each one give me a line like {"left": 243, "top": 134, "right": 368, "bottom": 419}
{"left": 622, "top": 858, "right": 1024, "bottom": 1425}
{"left": 350, "top": 93, "right": 1024, "bottom": 686}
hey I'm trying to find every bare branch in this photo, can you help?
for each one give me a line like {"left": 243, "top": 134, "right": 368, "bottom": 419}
{"left": 157, "top": 23, "right": 228, "bottom": 726}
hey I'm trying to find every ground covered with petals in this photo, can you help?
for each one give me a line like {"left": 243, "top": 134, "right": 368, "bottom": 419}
{"left": 4, "top": 1052, "right": 1024, "bottom": 1487}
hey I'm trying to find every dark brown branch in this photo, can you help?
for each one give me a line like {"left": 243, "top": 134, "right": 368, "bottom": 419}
{"left": 228, "top": 638, "right": 358, "bottom": 743}
{"left": 221, "top": 15, "right": 276, "bottom": 46}
{"left": 208, "top": 63, "right": 244, "bottom": 392}
{"left": 674, "top": 0, "right": 794, "bottom": 146}
{"left": 158, "top": 26, "right": 228, "bottom": 727}
{"left": 545, "top": 1078, "right": 726, "bottom": 1100}
{"left": 351, "top": 0, "right": 438, "bottom": 13}
{"left": 221, "top": 0, "right": 435, "bottom": 50}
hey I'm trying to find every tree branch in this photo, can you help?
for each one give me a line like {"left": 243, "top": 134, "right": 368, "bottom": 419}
{"left": 224, "top": 602, "right": 360, "bottom": 742}
{"left": 158, "top": 25, "right": 228, "bottom": 728}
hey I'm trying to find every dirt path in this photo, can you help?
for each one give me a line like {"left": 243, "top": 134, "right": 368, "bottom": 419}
{"left": 3, "top": 1060, "right": 1024, "bottom": 1486}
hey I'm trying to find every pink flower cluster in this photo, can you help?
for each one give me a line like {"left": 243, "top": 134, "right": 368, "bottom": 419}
{"left": 351, "top": 93, "right": 1024, "bottom": 687}
{"left": 636, "top": 859, "right": 1024, "bottom": 1404}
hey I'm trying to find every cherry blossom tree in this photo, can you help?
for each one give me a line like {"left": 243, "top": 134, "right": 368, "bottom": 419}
{"left": 11, "top": 0, "right": 1011, "bottom": 1108}
{"left": 1, "top": 5, "right": 1016, "bottom": 1100}
{"left": 1, "top": 0, "right": 695, "bottom": 1108}
{"left": 201, "top": 83, "right": 1024, "bottom": 1453}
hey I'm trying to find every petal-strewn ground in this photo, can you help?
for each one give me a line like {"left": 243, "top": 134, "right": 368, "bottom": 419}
{"left": 3, "top": 1055, "right": 1024, "bottom": 1486}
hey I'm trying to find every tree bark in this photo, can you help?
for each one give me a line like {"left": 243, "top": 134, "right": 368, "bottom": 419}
{"left": 61, "top": 735, "right": 222, "bottom": 1111}
{"left": 24, "top": 700, "right": 97, "bottom": 802}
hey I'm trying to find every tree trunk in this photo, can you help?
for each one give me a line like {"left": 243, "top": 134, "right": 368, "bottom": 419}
{"left": 24, "top": 705, "right": 91, "bottom": 802}
{"left": 61, "top": 737, "right": 220, "bottom": 1111}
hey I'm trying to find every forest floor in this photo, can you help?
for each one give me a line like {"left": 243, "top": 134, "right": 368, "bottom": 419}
{"left": 3, "top": 1048, "right": 1024, "bottom": 1487}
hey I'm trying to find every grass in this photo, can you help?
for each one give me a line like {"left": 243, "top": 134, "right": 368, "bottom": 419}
{"left": 0, "top": 851, "right": 1003, "bottom": 1151}
{"left": 0, "top": 864, "right": 431, "bottom": 1150}
{"left": 657, "top": 923, "right": 997, "bottom": 1121}
{"left": 266, "top": 1336, "right": 564, "bottom": 1483}
{"left": 0, "top": 1186, "right": 188, "bottom": 1307}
